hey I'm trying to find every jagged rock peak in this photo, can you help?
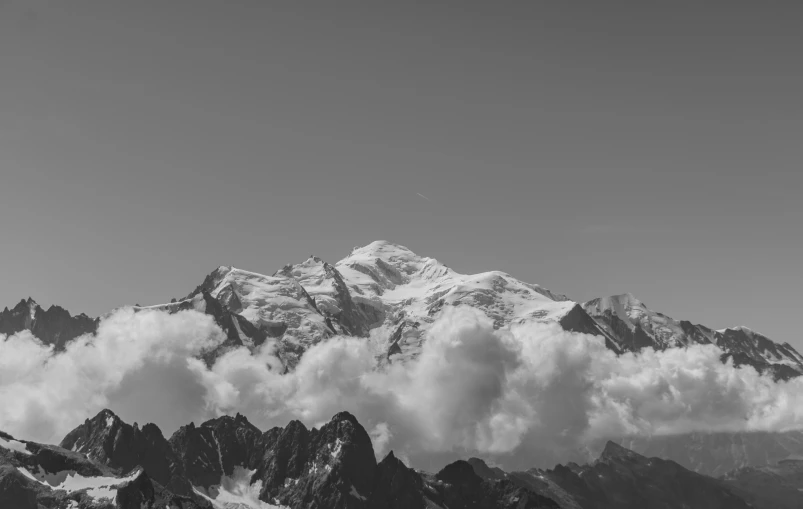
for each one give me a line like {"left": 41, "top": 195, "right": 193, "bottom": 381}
{"left": 200, "top": 411, "right": 259, "bottom": 432}
{"left": 436, "top": 459, "right": 483, "bottom": 484}
{"left": 718, "top": 325, "right": 759, "bottom": 334}
{"left": 330, "top": 410, "right": 360, "bottom": 425}
{"left": 95, "top": 408, "right": 120, "bottom": 423}
{"left": 583, "top": 292, "right": 647, "bottom": 313}
{"left": 599, "top": 440, "right": 644, "bottom": 462}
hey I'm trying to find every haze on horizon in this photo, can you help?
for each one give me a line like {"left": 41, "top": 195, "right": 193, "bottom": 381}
{"left": 0, "top": 2, "right": 801, "bottom": 347}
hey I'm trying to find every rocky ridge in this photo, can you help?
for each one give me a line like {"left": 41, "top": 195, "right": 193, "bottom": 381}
{"left": 2, "top": 409, "right": 784, "bottom": 509}
{"left": 583, "top": 293, "right": 803, "bottom": 380}
{"left": 0, "top": 297, "right": 98, "bottom": 350}
{"left": 5, "top": 242, "right": 799, "bottom": 379}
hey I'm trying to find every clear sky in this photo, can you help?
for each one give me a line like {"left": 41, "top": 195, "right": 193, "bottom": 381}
{"left": 1, "top": 2, "right": 801, "bottom": 347}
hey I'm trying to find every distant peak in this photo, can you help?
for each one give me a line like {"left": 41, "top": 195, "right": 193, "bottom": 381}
{"left": 599, "top": 441, "right": 643, "bottom": 462}
{"left": 379, "top": 450, "right": 404, "bottom": 467}
{"left": 294, "top": 255, "right": 326, "bottom": 267}
{"left": 11, "top": 297, "right": 37, "bottom": 310}
{"left": 331, "top": 411, "right": 360, "bottom": 425}
{"left": 352, "top": 240, "right": 415, "bottom": 255}
{"left": 436, "top": 460, "right": 483, "bottom": 484}
{"left": 344, "top": 241, "right": 432, "bottom": 269}
{"left": 610, "top": 292, "right": 642, "bottom": 304}
{"left": 728, "top": 325, "right": 754, "bottom": 332}
{"left": 584, "top": 292, "right": 645, "bottom": 310}
{"left": 96, "top": 408, "right": 120, "bottom": 420}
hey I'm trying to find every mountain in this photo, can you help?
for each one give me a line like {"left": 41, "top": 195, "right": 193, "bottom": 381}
{"left": 583, "top": 293, "right": 803, "bottom": 380}
{"left": 6, "top": 241, "right": 799, "bottom": 378}
{"left": 150, "top": 241, "right": 617, "bottom": 369}
{"left": 721, "top": 458, "right": 803, "bottom": 509}
{"left": 613, "top": 430, "right": 803, "bottom": 477}
{"left": 133, "top": 290, "right": 275, "bottom": 366}
{"left": 5, "top": 240, "right": 803, "bottom": 487}
{"left": 468, "top": 442, "right": 752, "bottom": 509}
{"left": 2, "top": 409, "right": 566, "bottom": 508}
{"left": 0, "top": 297, "right": 98, "bottom": 350}
{"left": 531, "top": 441, "right": 750, "bottom": 509}
{"left": 60, "top": 408, "right": 191, "bottom": 495}
{"left": 581, "top": 294, "right": 803, "bottom": 476}
{"left": 0, "top": 427, "right": 202, "bottom": 509}
{"left": 158, "top": 241, "right": 799, "bottom": 377}
{"left": 3, "top": 409, "right": 774, "bottom": 509}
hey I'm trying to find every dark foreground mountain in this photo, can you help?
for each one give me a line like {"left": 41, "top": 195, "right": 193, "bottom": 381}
{"left": 0, "top": 409, "right": 781, "bottom": 509}
{"left": 721, "top": 457, "right": 803, "bottom": 509}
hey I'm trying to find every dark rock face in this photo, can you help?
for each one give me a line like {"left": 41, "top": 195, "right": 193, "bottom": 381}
{"left": 468, "top": 457, "right": 508, "bottom": 481}
{"left": 200, "top": 413, "right": 264, "bottom": 476}
{"left": 0, "top": 298, "right": 98, "bottom": 350}
{"left": 139, "top": 290, "right": 271, "bottom": 365}
{"left": 320, "top": 261, "right": 385, "bottom": 336}
{"left": 368, "top": 451, "right": 429, "bottom": 508}
{"left": 0, "top": 465, "right": 38, "bottom": 509}
{"left": 112, "top": 469, "right": 156, "bottom": 508}
{"left": 168, "top": 421, "right": 224, "bottom": 489}
{"left": 419, "top": 460, "right": 560, "bottom": 509}
{"left": 277, "top": 258, "right": 386, "bottom": 339}
{"left": 253, "top": 411, "right": 379, "bottom": 509}
{"left": 60, "top": 408, "right": 190, "bottom": 495}
{"left": 4, "top": 410, "right": 772, "bottom": 509}
{"left": 1, "top": 428, "right": 187, "bottom": 509}
{"left": 4, "top": 410, "right": 572, "bottom": 508}
{"left": 558, "top": 305, "right": 622, "bottom": 354}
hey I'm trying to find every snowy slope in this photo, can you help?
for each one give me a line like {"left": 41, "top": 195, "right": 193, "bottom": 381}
{"left": 127, "top": 241, "right": 606, "bottom": 368}
{"left": 185, "top": 266, "right": 336, "bottom": 366}
{"left": 175, "top": 241, "right": 604, "bottom": 365}
{"left": 131, "top": 240, "right": 801, "bottom": 376}
{"left": 333, "top": 241, "right": 583, "bottom": 360}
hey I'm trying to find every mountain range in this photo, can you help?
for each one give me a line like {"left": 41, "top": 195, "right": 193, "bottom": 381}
{"left": 9, "top": 241, "right": 798, "bottom": 376}
{"left": 4, "top": 408, "right": 795, "bottom": 509}
{"left": 2, "top": 240, "right": 803, "bottom": 483}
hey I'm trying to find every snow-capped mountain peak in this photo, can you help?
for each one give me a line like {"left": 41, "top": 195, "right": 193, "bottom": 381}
{"left": 134, "top": 241, "right": 603, "bottom": 366}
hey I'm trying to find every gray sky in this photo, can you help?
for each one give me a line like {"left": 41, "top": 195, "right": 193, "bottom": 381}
{"left": 1, "top": 1, "right": 801, "bottom": 347}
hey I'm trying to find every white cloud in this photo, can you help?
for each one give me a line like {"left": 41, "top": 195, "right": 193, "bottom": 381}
{"left": 3, "top": 305, "right": 803, "bottom": 470}
{"left": 0, "top": 308, "right": 224, "bottom": 443}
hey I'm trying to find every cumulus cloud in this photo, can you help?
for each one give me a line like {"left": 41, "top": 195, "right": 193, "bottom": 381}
{"left": 0, "top": 308, "right": 224, "bottom": 443}
{"left": 192, "top": 306, "right": 803, "bottom": 468}
{"left": 3, "top": 305, "right": 803, "bottom": 470}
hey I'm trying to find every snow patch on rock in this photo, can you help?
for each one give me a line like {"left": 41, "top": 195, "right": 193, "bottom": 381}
{"left": 0, "top": 435, "right": 31, "bottom": 455}
{"left": 193, "top": 466, "right": 286, "bottom": 509}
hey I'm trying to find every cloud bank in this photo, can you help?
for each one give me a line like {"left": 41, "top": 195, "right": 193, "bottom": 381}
{"left": 0, "top": 308, "right": 224, "bottom": 442}
{"left": 2, "top": 306, "right": 803, "bottom": 468}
